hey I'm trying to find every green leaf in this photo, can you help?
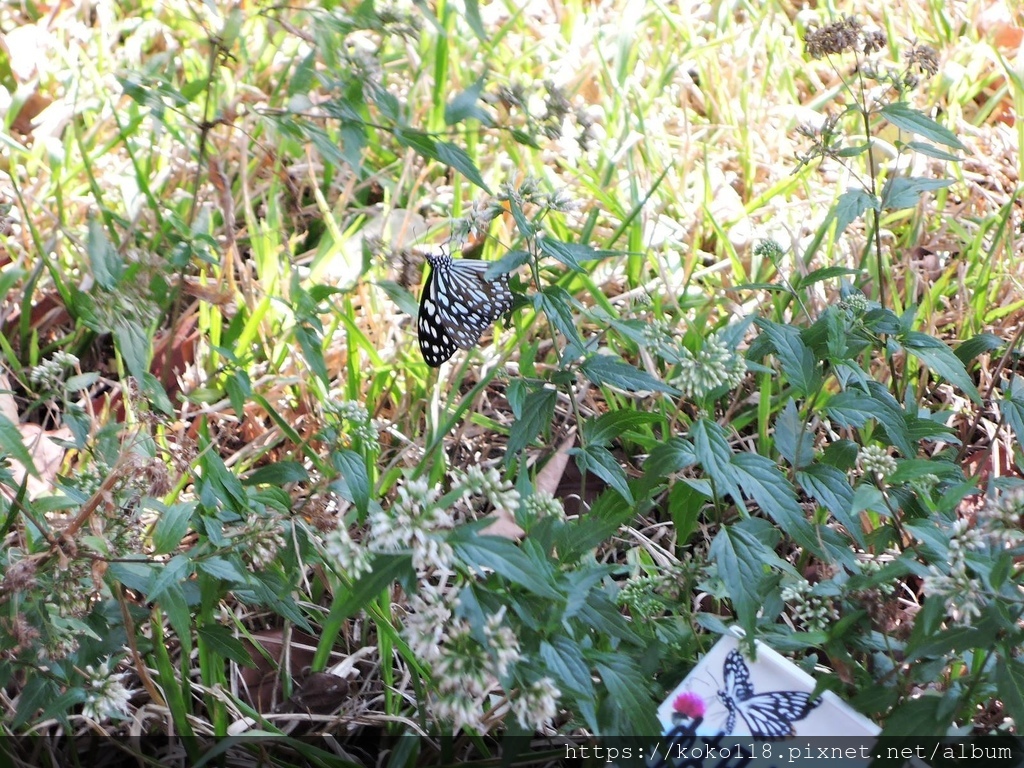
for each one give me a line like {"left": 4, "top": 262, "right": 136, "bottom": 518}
{"left": 905, "top": 140, "right": 962, "bottom": 162}
{"left": 709, "top": 520, "right": 784, "bottom": 638}
{"left": 332, "top": 448, "right": 370, "bottom": 517}
{"left": 880, "top": 102, "right": 967, "bottom": 150}
{"left": 294, "top": 324, "right": 329, "bottom": 386}
{"left": 87, "top": 218, "right": 124, "bottom": 289}
{"left": 113, "top": 317, "right": 151, "bottom": 381}
{"left": 148, "top": 554, "right": 193, "bottom": 602}
{"left": 792, "top": 266, "right": 863, "bottom": 289}
{"left": 594, "top": 654, "right": 661, "bottom": 735}
{"left": 537, "top": 285, "right": 585, "bottom": 353}
{"left": 995, "top": 659, "right": 1024, "bottom": 749}
{"left": 643, "top": 436, "right": 696, "bottom": 479}
{"left": 198, "top": 556, "right": 248, "bottom": 584}
{"left": 152, "top": 501, "right": 195, "bottom": 555}
{"left": 445, "top": 78, "right": 493, "bottom": 126}
{"left": 573, "top": 444, "right": 633, "bottom": 504}
{"left": 462, "top": 0, "right": 487, "bottom": 39}
{"left": 690, "top": 419, "right": 744, "bottom": 507}
{"left": 1002, "top": 376, "right": 1024, "bottom": 446}
{"left": 580, "top": 354, "right": 678, "bottom": 394}
{"left": 955, "top": 332, "right": 1004, "bottom": 366}
{"left": 903, "top": 331, "right": 982, "bottom": 404}
{"left": 197, "top": 623, "right": 254, "bottom": 667}
{"left": 881, "top": 176, "right": 955, "bottom": 211}
{"left": 668, "top": 481, "right": 707, "bottom": 545}
{"left": 451, "top": 530, "right": 560, "bottom": 598}
{"left": 243, "top": 461, "right": 310, "bottom": 486}
{"left": 507, "top": 386, "right": 556, "bottom": 459}
{"left": 834, "top": 188, "right": 876, "bottom": 236}
{"left": 583, "top": 411, "right": 660, "bottom": 447}
{"left": 395, "top": 128, "right": 490, "bottom": 193}
{"left": 538, "top": 237, "right": 612, "bottom": 273}
{"left": 824, "top": 383, "right": 915, "bottom": 457}
{"left": 796, "top": 464, "right": 863, "bottom": 547}
{"left": 485, "top": 249, "right": 531, "bottom": 279}
{"left": 0, "top": 412, "right": 37, "bottom": 477}
{"left": 540, "top": 638, "right": 596, "bottom": 700}
{"left": 329, "top": 554, "right": 411, "bottom": 621}
{"left": 774, "top": 399, "right": 815, "bottom": 469}
{"left": 879, "top": 693, "right": 948, "bottom": 736}
{"left": 754, "top": 319, "right": 820, "bottom": 396}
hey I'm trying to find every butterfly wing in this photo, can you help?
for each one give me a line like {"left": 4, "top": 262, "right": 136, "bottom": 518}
{"left": 418, "top": 255, "right": 513, "bottom": 366}
{"left": 418, "top": 263, "right": 461, "bottom": 366}
{"left": 719, "top": 649, "right": 821, "bottom": 739}
{"left": 737, "top": 691, "right": 821, "bottom": 739}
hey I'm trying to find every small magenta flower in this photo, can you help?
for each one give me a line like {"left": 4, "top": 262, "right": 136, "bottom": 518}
{"left": 672, "top": 691, "right": 706, "bottom": 719}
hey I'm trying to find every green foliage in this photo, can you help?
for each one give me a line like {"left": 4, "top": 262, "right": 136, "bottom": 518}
{"left": 1, "top": 1, "right": 1022, "bottom": 763}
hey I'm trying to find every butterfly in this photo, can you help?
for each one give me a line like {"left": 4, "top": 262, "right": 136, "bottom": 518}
{"left": 717, "top": 649, "right": 821, "bottom": 739}
{"left": 417, "top": 252, "right": 514, "bottom": 367}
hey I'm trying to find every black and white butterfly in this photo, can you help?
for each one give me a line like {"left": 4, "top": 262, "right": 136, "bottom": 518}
{"left": 717, "top": 649, "right": 821, "bottom": 739}
{"left": 417, "top": 252, "right": 514, "bottom": 367}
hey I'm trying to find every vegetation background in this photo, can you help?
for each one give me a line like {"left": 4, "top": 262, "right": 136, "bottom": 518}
{"left": 2, "top": 0, "right": 1024, "bottom": 765}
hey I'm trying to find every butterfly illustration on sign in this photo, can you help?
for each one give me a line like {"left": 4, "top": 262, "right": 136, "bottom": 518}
{"left": 717, "top": 649, "right": 822, "bottom": 738}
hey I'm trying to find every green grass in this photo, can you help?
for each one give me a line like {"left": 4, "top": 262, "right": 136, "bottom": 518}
{"left": 2, "top": 0, "right": 1024, "bottom": 764}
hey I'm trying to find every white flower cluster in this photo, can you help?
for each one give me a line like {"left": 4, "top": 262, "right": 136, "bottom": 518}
{"left": 781, "top": 578, "right": 838, "bottom": 632}
{"left": 669, "top": 332, "right": 746, "bottom": 399}
{"left": 858, "top": 444, "right": 897, "bottom": 479}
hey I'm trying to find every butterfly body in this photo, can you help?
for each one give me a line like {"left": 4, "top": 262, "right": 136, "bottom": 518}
{"left": 418, "top": 253, "right": 514, "bottom": 366}
{"left": 718, "top": 649, "right": 821, "bottom": 739}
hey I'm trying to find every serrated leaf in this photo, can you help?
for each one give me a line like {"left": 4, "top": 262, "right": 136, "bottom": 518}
{"left": 580, "top": 354, "right": 678, "bottom": 394}
{"left": 792, "top": 266, "right": 863, "bottom": 289}
{"left": 395, "top": 128, "right": 490, "bottom": 193}
{"left": 594, "top": 654, "right": 661, "bottom": 735}
{"left": 332, "top": 448, "right": 370, "bottom": 517}
{"left": 774, "top": 399, "right": 815, "bottom": 469}
{"left": 583, "top": 411, "right": 660, "bottom": 446}
{"left": 643, "top": 437, "right": 697, "bottom": 479}
{"left": 881, "top": 176, "right": 955, "bottom": 211}
{"left": 824, "top": 383, "right": 915, "bottom": 456}
{"left": 452, "top": 531, "right": 560, "bottom": 598}
{"left": 880, "top": 103, "right": 967, "bottom": 150}
{"left": 834, "top": 188, "right": 876, "bottom": 236}
{"left": 668, "top": 481, "right": 707, "bottom": 544}
{"left": 796, "top": 464, "right": 862, "bottom": 547}
{"left": 507, "top": 386, "right": 556, "bottom": 459}
{"left": 375, "top": 279, "right": 418, "bottom": 319}
{"left": 113, "top": 317, "right": 151, "bottom": 381}
{"left": 197, "top": 623, "right": 254, "bottom": 667}
{"left": 754, "top": 319, "right": 820, "bottom": 396}
{"left": 690, "top": 419, "right": 744, "bottom": 506}
{"left": 198, "top": 556, "right": 248, "bottom": 584}
{"left": 539, "top": 286, "right": 585, "bottom": 350}
{"left": 574, "top": 444, "right": 633, "bottom": 503}
{"left": 152, "top": 501, "right": 195, "bottom": 555}
{"left": 539, "top": 238, "right": 613, "bottom": 272}
{"left": 485, "top": 249, "right": 531, "bottom": 279}
{"left": 148, "top": 554, "right": 193, "bottom": 602}
{"left": 903, "top": 331, "right": 982, "bottom": 404}
{"left": 709, "top": 521, "right": 784, "bottom": 638}
{"left": 905, "top": 140, "right": 962, "bottom": 162}
{"left": 955, "top": 332, "right": 1004, "bottom": 365}
{"left": 541, "top": 638, "right": 596, "bottom": 699}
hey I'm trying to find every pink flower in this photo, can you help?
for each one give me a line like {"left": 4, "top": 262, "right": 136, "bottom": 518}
{"left": 672, "top": 691, "right": 706, "bottom": 719}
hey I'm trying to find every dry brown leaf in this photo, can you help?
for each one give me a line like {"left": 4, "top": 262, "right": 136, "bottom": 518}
{"left": 535, "top": 427, "right": 576, "bottom": 497}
